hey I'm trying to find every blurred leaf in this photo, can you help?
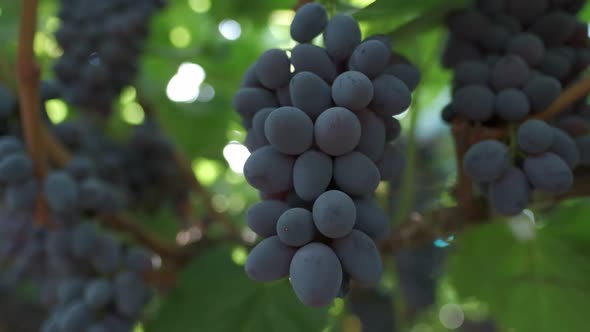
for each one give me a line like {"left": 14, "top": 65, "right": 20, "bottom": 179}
{"left": 146, "top": 246, "right": 330, "bottom": 332}
{"left": 354, "top": 0, "right": 465, "bottom": 21}
{"left": 448, "top": 203, "right": 590, "bottom": 332}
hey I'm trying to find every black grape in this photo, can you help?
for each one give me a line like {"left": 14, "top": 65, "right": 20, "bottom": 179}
{"left": 384, "top": 63, "right": 421, "bottom": 91}
{"left": 84, "top": 279, "right": 113, "bottom": 309}
{"left": 452, "top": 85, "right": 495, "bottom": 121}
{"left": 0, "top": 136, "right": 24, "bottom": 160}
{"left": 523, "top": 75, "right": 562, "bottom": 113}
{"left": 332, "top": 230, "right": 382, "bottom": 286}
{"left": 333, "top": 152, "right": 381, "bottom": 196}
{"left": 332, "top": 71, "right": 374, "bottom": 112}
{"left": 245, "top": 236, "right": 296, "bottom": 282}
{"left": 252, "top": 107, "right": 273, "bottom": 146}
{"left": 549, "top": 127, "right": 580, "bottom": 169}
{"left": 365, "top": 34, "right": 393, "bottom": 51}
{"left": 381, "top": 114, "right": 402, "bottom": 142}
{"left": 517, "top": 119, "right": 554, "bottom": 154}
{"left": 539, "top": 51, "right": 572, "bottom": 80}
{"left": 59, "top": 301, "right": 93, "bottom": 332}
{"left": 276, "top": 84, "right": 292, "bottom": 106}
{"left": 523, "top": 152, "right": 573, "bottom": 194}
{"left": 126, "top": 247, "right": 153, "bottom": 274}
{"left": 255, "top": 49, "right": 291, "bottom": 89}
{"left": 453, "top": 61, "right": 490, "bottom": 88}
{"left": 264, "top": 106, "right": 313, "bottom": 155}
{"left": 289, "top": 243, "right": 343, "bottom": 307}
{"left": 91, "top": 234, "right": 121, "bottom": 274}
{"left": 353, "top": 196, "right": 390, "bottom": 241}
{"left": 70, "top": 222, "right": 99, "bottom": 258}
{"left": 447, "top": 9, "right": 491, "bottom": 42}
{"left": 240, "top": 63, "right": 263, "bottom": 88}
{"left": 44, "top": 171, "right": 79, "bottom": 215}
{"left": 506, "top": 0, "right": 548, "bottom": 22}
{"left": 493, "top": 14, "right": 522, "bottom": 33}
{"left": 463, "top": 140, "right": 510, "bottom": 182}
{"left": 244, "top": 130, "right": 264, "bottom": 152}
{"left": 490, "top": 55, "right": 530, "bottom": 91}
{"left": 232, "top": 88, "right": 279, "bottom": 122}
{"left": 276, "top": 208, "right": 316, "bottom": 247}
{"left": 494, "top": 89, "right": 530, "bottom": 121}
{"left": 64, "top": 156, "right": 95, "bottom": 181}
{"left": 479, "top": 24, "right": 510, "bottom": 52}
{"left": 505, "top": 33, "right": 545, "bottom": 66}
{"left": 58, "top": 278, "right": 86, "bottom": 304}
{"left": 293, "top": 150, "right": 333, "bottom": 201}
{"left": 0, "top": 153, "right": 33, "bottom": 185}
{"left": 4, "top": 180, "right": 37, "bottom": 212}
{"left": 349, "top": 40, "right": 390, "bottom": 78}
{"left": 290, "top": 2, "right": 328, "bottom": 43}
{"left": 356, "top": 110, "right": 386, "bottom": 162}
{"left": 312, "top": 190, "right": 356, "bottom": 239}
{"left": 243, "top": 146, "right": 295, "bottom": 194}
{"left": 441, "top": 35, "right": 482, "bottom": 68}
{"left": 247, "top": 200, "right": 289, "bottom": 238}
{"left": 530, "top": 11, "right": 576, "bottom": 46}
{"left": 476, "top": 0, "right": 505, "bottom": 14}
{"left": 370, "top": 74, "right": 412, "bottom": 117}
{"left": 114, "top": 271, "right": 149, "bottom": 317}
{"left": 290, "top": 71, "right": 333, "bottom": 120}
{"left": 576, "top": 135, "right": 590, "bottom": 166}
{"left": 441, "top": 104, "right": 456, "bottom": 123}
{"left": 377, "top": 143, "right": 406, "bottom": 188}
{"left": 489, "top": 167, "right": 530, "bottom": 215}
{"left": 323, "top": 14, "right": 361, "bottom": 62}
{"left": 291, "top": 43, "right": 338, "bottom": 83}
{"left": 314, "top": 107, "right": 361, "bottom": 156}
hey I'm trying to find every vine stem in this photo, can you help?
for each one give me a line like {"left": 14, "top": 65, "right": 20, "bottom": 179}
{"left": 17, "top": 0, "right": 49, "bottom": 225}
{"left": 531, "top": 74, "right": 590, "bottom": 120}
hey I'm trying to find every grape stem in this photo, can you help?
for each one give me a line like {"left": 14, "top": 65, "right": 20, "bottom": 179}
{"left": 531, "top": 74, "right": 590, "bottom": 121}
{"left": 16, "top": 0, "right": 50, "bottom": 226}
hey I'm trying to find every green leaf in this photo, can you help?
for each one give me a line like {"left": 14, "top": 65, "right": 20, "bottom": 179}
{"left": 354, "top": 0, "right": 465, "bottom": 21}
{"left": 447, "top": 205, "right": 590, "bottom": 332}
{"left": 146, "top": 246, "right": 330, "bottom": 332}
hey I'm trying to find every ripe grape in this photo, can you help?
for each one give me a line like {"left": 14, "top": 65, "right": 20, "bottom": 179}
{"left": 382, "top": 114, "right": 402, "bottom": 142}
{"left": 517, "top": 119, "right": 554, "bottom": 154}
{"left": 276, "top": 208, "right": 316, "bottom": 247}
{"left": 332, "top": 71, "right": 374, "bottom": 112}
{"left": 0, "top": 136, "right": 24, "bottom": 160}
{"left": 463, "top": 140, "right": 510, "bottom": 182}
{"left": 240, "top": 63, "right": 262, "bottom": 88}
{"left": 384, "top": 63, "right": 421, "bottom": 91}
{"left": 247, "top": 200, "right": 290, "bottom": 238}
{"left": 441, "top": 35, "right": 482, "bottom": 68}
{"left": 353, "top": 196, "right": 390, "bottom": 241}
{"left": 44, "top": 171, "right": 79, "bottom": 215}
{"left": 505, "top": 33, "right": 545, "bottom": 66}
{"left": 264, "top": 106, "right": 313, "bottom": 155}
{"left": 232, "top": 88, "right": 279, "bottom": 122}
{"left": 523, "top": 75, "right": 562, "bottom": 113}
{"left": 243, "top": 146, "right": 295, "bottom": 194}
{"left": 57, "top": 278, "right": 86, "bottom": 304}
{"left": 333, "top": 152, "right": 381, "bottom": 196}
{"left": 255, "top": 49, "right": 291, "bottom": 89}
{"left": 323, "top": 14, "right": 361, "bottom": 62}
{"left": 530, "top": 10, "right": 576, "bottom": 46}
{"left": 494, "top": 89, "right": 530, "bottom": 121}
{"left": 291, "top": 44, "right": 338, "bottom": 83}
{"left": 489, "top": 167, "right": 530, "bottom": 215}
{"left": 490, "top": 55, "right": 530, "bottom": 90}
{"left": 539, "top": 51, "right": 572, "bottom": 80}
{"left": 84, "top": 279, "right": 113, "bottom": 309}
{"left": 293, "top": 150, "right": 333, "bottom": 201}
{"left": 0, "top": 153, "right": 33, "bottom": 185}
{"left": 453, "top": 61, "right": 490, "bottom": 88}
{"left": 245, "top": 236, "right": 296, "bottom": 282}
{"left": 479, "top": 24, "right": 510, "bottom": 52}
{"left": 370, "top": 74, "right": 412, "bottom": 117}
{"left": 332, "top": 230, "right": 382, "bottom": 285}
{"left": 290, "top": 71, "right": 333, "bottom": 120}
{"left": 523, "top": 152, "right": 573, "bottom": 194}
{"left": 355, "top": 110, "right": 386, "bottom": 161}
{"left": 452, "top": 85, "right": 495, "bottom": 121}
{"left": 114, "top": 271, "right": 149, "bottom": 317}
{"left": 290, "top": 3, "right": 328, "bottom": 43}
{"left": 252, "top": 107, "right": 273, "bottom": 145}
{"left": 349, "top": 40, "right": 390, "bottom": 78}
{"left": 59, "top": 301, "right": 93, "bottom": 332}
{"left": 314, "top": 107, "right": 361, "bottom": 156}
{"left": 506, "top": 0, "right": 549, "bottom": 22}
{"left": 448, "top": 9, "right": 491, "bottom": 42}
{"left": 549, "top": 128, "right": 580, "bottom": 169}
{"left": 289, "top": 243, "right": 343, "bottom": 307}
{"left": 312, "top": 190, "right": 356, "bottom": 239}
{"left": 4, "top": 180, "right": 38, "bottom": 212}
{"left": 125, "top": 247, "right": 153, "bottom": 274}
{"left": 91, "top": 234, "right": 121, "bottom": 274}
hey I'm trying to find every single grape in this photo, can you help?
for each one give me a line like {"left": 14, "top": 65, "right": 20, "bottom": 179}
{"left": 452, "top": 85, "right": 495, "bottom": 121}
{"left": 243, "top": 146, "right": 295, "bottom": 194}
{"left": 332, "top": 71, "right": 374, "bottom": 112}
{"left": 332, "top": 230, "right": 382, "bottom": 285}
{"left": 290, "top": 43, "right": 337, "bottom": 83}
{"left": 441, "top": 104, "right": 456, "bottom": 123}
{"left": 349, "top": 40, "right": 390, "bottom": 78}
{"left": 323, "top": 14, "right": 361, "bottom": 62}
{"left": 44, "top": 171, "right": 80, "bottom": 215}
{"left": 289, "top": 243, "right": 343, "bottom": 307}
{"left": 530, "top": 10, "right": 576, "bottom": 46}
{"left": 245, "top": 236, "right": 296, "bottom": 282}
{"left": 384, "top": 63, "right": 421, "bottom": 91}
{"left": 251, "top": 107, "right": 274, "bottom": 146}
{"left": 381, "top": 114, "right": 402, "bottom": 142}
{"left": 264, "top": 106, "right": 313, "bottom": 155}
{"left": 489, "top": 167, "right": 530, "bottom": 216}
{"left": 65, "top": 156, "right": 95, "bottom": 181}
{"left": 490, "top": 55, "right": 530, "bottom": 91}
{"left": 289, "top": 71, "right": 332, "bottom": 120}
{"left": 523, "top": 152, "right": 573, "bottom": 194}
{"left": 353, "top": 196, "right": 390, "bottom": 241}
{"left": 293, "top": 150, "right": 333, "bottom": 201}
{"left": 463, "top": 140, "right": 510, "bottom": 182}
{"left": 333, "top": 152, "right": 381, "bottom": 196}
{"left": 91, "top": 234, "right": 121, "bottom": 274}
{"left": 370, "top": 74, "right": 412, "bottom": 117}
{"left": 517, "top": 119, "right": 554, "bottom": 154}
{"left": 314, "top": 107, "right": 361, "bottom": 156}
{"left": 539, "top": 51, "right": 572, "bottom": 80}
{"left": 312, "top": 190, "right": 356, "bottom": 239}
{"left": 494, "top": 89, "right": 530, "bottom": 121}
{"left": 57, "top": 278, "right": 86, "bottom": 304}
{"left": 70, "top": 222, "right": 99, "bottom": 258}
{"left": 4, "top": 179, "right": 38, "bottom": 212}
{"left": 126, "top": 246, "right": 153, "bottom": 274}
{"left": 247, "top": 200, "right": 290, "bottom": 238}
{"left": 505, "top": 33, "right": 545, "bottom": 66}
{"left": 240, "top": 63, "right": 262, "bottom": 88}
{"left": 290, "top": 2, "right": 328, "bottom": 43}
{"left": 232, "top": 88, "right": 279, "bottom": 121}
{"left": 255, "top": 49, "right": 291, "bottom": 89}
{"left": 453, "top": 61, "right": 490, "bottom": 88}
{"left": 0, "top": 153, "right": 33, "bottom": 185}
{"left": 355, "top": 110, "right": 386, "bottom": 162}
{"left": 84, "top": 279, "right": 113, "bottom": 310}
{"left": 493, "top": 14, "right": 522, "bottom": 33}
{"left": 479, "top": 24, "right": 510, "bottom": 52}
{"left": 276, "top": 208, "right": 316, "bottom": 247}
{"left": 523, "top": 75, "right": 562, "bottom": 113}
{"left": 0, "top": 136, "right": 24, "bottom": 160}
{"left": 114, "top": 271, "right": 150, "bottom": 317}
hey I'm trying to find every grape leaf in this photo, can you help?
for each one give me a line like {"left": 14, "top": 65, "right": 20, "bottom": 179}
{"left": 447, "top": 203, "right": 590, "bottom": 332}
{"left": 146, "top": 245, "right": 330, "bottom": 332}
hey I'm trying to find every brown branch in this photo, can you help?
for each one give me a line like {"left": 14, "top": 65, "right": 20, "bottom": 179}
{"left": 17, "top": 0, "right": 49, "bottom": 226}
{"left": 532, "top": 74, "right": 590, "bottom": 121}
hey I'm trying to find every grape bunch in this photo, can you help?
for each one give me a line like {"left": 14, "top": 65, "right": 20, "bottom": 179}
{"left": 233, "top": 2, "right": 416, "bottom": 307}
{"left": 441, "top": 0, "right": 590, "bottom": 216}
{"left": 53, "top": 0, "right": 165, "bottom": 114}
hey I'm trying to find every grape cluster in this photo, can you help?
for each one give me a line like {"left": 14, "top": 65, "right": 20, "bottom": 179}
{"left": 441, "top": 0, "right": 590, "bottom": 216}
{"left": 53, "top": 0, "right": 165, "bottom": 114}
{"left": 234, "top": 2, "right": 417, "bottom": 307}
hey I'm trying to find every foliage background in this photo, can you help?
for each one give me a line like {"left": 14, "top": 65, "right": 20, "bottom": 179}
{"left": 1, "top": 0, "right": 590, "bottom": 331}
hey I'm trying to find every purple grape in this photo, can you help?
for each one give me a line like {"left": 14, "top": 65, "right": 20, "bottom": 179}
{"left": 452, "top": 85, "right": 495, "bottom": 121}
{"left": 255, "top": 49, "right": 291, "bottom": 89}
{"left": 312, "top": 190, "right": 356, "bottom": 239}
{"left": 314, "top": 107, "right": 361, "bottom": 156}
{"left": 243, "top": 146, "right": 295, "bottom": 194}
{"left": 333, "top": 152, "right": 380, "bottom": 196}
{"left": 264, "top": 106, "right": 313, "bottom": 155}
{"left": 355, "top": 110, "right": 386, "bottom": 162}
{"left": 276, "top": 208, "right": 316, "bottom": 247}
{"left": 289, "top": 71, "right": 332, "bottom": 120}
{"left": 549, "top": 127, "right": 580, "bottom": 169}
{"left": 290, "top": 2, "right": 327, "bottom": 43}
{"left": 523, "top": 152, "right": 573, "bottom": 194}
{"left": 489, "top": 167, "right": 530, "bottom": 215}
{"left": 463, "top": 140, "right": 510, "bottom": 182}
{"left": 517, "top": 119, "right": 554, "bottom": 154}
{"left": 290, "top": 43, "right": 337, "bottom": 83}
{"left": 293, "top": 150, "right": 333, "bottom": 201}
{"left": 506, "top": 33, "right": 545, "bottom": 66}
{"left": 245, "top": 236, "right": 296, "bottom": 282}
{"left": 494, "top": 89, "right": 530, "bottom": 121}
{"left": 353, "top": 196, "right": 390, "bottom": 241}
{"left": 332, "top": 71, "right": 374, "bottom": 112}
{"left": 247, "top": 200, "right": 289, "bottom": 238}
{"left": 323, "top": 14, "right": 361, "bottom": 62}
{"left": 349, "top": 40, "right": 391, "bottom": 78}
{"left": 332, "top": 230, "right": 382, "bottom": 285}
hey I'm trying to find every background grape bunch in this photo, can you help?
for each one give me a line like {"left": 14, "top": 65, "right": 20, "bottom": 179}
{"left": 234, "top": 2, "right": 420, "bottom": 307}
{"left": 442, "top": 0, "right": 590, "bottom": 216}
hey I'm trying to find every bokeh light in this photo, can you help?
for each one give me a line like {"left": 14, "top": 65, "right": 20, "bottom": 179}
{"left": 223, "top": 142, "right": 250, "bottom": 174}
{"left": 166, "top": 62, "right": 206, "bottom": 102}
{"left": 219, "top": 19, "right": 242, "bottom": 40}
